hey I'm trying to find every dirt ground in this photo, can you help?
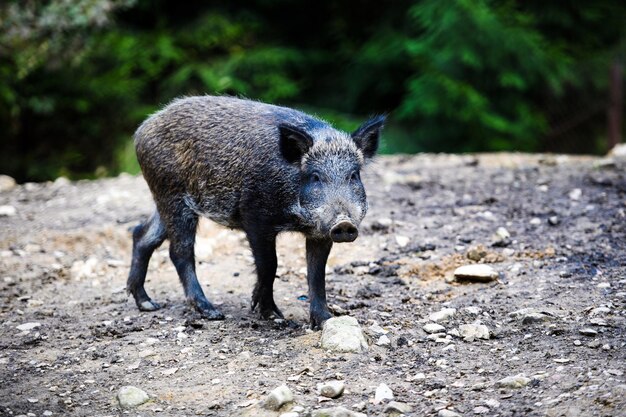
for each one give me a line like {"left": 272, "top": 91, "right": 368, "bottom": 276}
{"left": 1, "top": 153, "right": 625, "bottom": 417}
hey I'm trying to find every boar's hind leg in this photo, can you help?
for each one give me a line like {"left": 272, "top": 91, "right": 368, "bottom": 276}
{"left": 166, "top": 201, "right": 225, "bottom": 320}
{"left": 248, "top": 230, "right": 284, "bottom": 319}
{"left": 127, "top": 210, "right": 167, "bottom": 311}
{"left": 306, "top": 238, "right": 333, "bottom": 329}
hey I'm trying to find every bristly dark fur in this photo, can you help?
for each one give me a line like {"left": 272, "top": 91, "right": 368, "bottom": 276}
{"left": 127, "top": 95, "right": 385, "bottom": 328}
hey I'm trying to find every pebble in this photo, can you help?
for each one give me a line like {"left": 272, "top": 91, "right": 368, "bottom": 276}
{"left": 376, "top": 335, "right": 391, "bottom": 346}
{"left": 423, "top": 323, "right": 446, "bottom": 334}
{"left": 509, "top": 308, "right": 552, "bottom": 323}
{"left": 384, "top": 401, "right": 413, "bottom": 414}
{"left": 312, "top": 406, "right": 366, "bottom": 417}
{"left": 372, "top": 217, "right": 393, "bottom": 231}
{"left": 0, "top": 205, "right": 16, "bottom": 217}
{"left": 529, "top": 217, "right": 541, "bottom": 226}
{"left": 428, "top": 308, "right": 457, "bottom": 323}
{"left": 117, "top": 386, "right": 149, "bottom": 408}
{"left": 71, "top": 257, "right": 99, "bottom": 280}
{"left": 496, "top": 374, "right": 531, "bottom": 389}
{"left": 548, "top": 216, "right": 559, "bottom": 226}
{"left": 473, "top": 406, "right": 490, "bottom": 414}
{"left": 321, "top": 316, "right": 368, "bottom": 353}
{"left": 374, "top": 383, "right": 393, "bottom": 404}
{"left": 453, "top": 264, "right": 498, "bottom": 282}
{"left": 0, "top": 175, "right": 16, "bottom": 192}
{"left": 16, "top": 322, "right": 41, "bottom": 331}
{"left": 280, "top": 413, "right": 299, "bottom": 417}
{"left": 395, "top": 235, "right": 410, "bottom": 248}
{"left": 438, "top": 410, "right": 462, "bottom": 417}
{"left": 492, "top": 227, "right": 511, "bottom": 246}
{"left": 458, "top": 324, "right": 491, "bottom": 341}
{"left": 264, "top": 385, "right": 294, "bottom": 411}
{"left": 569, "top": 188, "right": 582, "bottom": 200}
{"left": 579, "top": 328, "right": 598, "bottom": 337}
{"left": 317, "top": 380, "right": 345, "bottom": 399}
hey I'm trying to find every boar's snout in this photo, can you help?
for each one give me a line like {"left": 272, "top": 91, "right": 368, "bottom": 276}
{"left": 330, "top": 221, "right": 358, "bottom": 243}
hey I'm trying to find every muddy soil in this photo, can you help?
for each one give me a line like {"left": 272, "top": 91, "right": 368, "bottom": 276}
{"left": 1, "top": 153, "right": 625, "bottom": 417}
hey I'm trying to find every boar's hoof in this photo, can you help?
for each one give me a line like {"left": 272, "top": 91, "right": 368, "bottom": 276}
{"left": 189, "top": 298, "right": 225, "bottom": 320}
{"left": 138, "top": 299, "right": 161, "bottom": 311}
{"left": 310, "top": 309, "right": 333, "bottom": 330}
{"left": 252, "top": 298, "right": 285, "bottom": 320}
{"left": 199, "top": 308, "right": 225, "bottom": 320}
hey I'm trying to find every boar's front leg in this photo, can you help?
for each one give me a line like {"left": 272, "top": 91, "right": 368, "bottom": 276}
{"left": 306, "top": 238, "right": 333, "bottom": 329}
{"left": 248, "top": 230, "right": 284, "bottom": 319}
{"left": 166, "top": 201, "right": 225, "bottom": 320}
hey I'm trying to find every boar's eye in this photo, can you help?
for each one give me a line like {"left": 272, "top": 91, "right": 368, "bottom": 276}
{"left": 349, "top": 171, "right": 360, "bottom": 182}
{"left": 310, "top": 172, "right": 321, "bottom": 183}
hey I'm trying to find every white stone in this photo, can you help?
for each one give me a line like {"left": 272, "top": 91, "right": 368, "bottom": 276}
{"left": 428, "top": 308, "right": 457, "bottom": 322}
{"left": 608, "top": 143, "right": 626, "bottom": 158}
{"left": 376, "top": 335, "right": 391, "bottom": 346}
{"left": 321, "top": 316, "right": 368, "bottom": 353}
{"left": 395, "top": 235, "right": 410, "bottom": 248}
{"left": 374, "top": 383, "right": 393, "bottom": 404}
{"left": 16, "top": 322, "right": 41, "bottom": 331}
{"left": 312, "top": 406, "right": 366, "bottom": 417}
{"left": 384, "top": 401, "right": 413, "bottom": 414}
{"left": 454, "top": 264, "right": 498, "bottom": 282}
{"left": 438, "top": 410, "right": 462, "bottom": 417}
{"left": 423, "top": 323, "right": 446, "bottom": 334}
{"left": 264, "top": 384, "right": 294, "bottom": 411}
{"left": 0, "top": 175, "right": 16, "bottom": 192}
{"left": 0, "top": 205, "right": 16, "bottom": 217}
{"left": 317, "top": 380, "right": 345, "bottom": 398}
{"left": 458, "top": 324, "right": 490, "bottom": 342}
{"left": 529, "top": 217, "right": 542, "bottom": 226}
{"left": 496, "top": 374, "right": 531, "bottom": 389}
{"left": 495, "top": 227, "right": 510, "bottom": 240}
{"left": 569, "top": 188, "right": 582, "bottom": 201}
{"left": 71, "top": 257, "right": 99, "bottom": 280}
{"left": 117, "top": 386, "right": 149, "bottom": 408}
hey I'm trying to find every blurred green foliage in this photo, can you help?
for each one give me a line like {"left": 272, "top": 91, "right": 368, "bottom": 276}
{"left": 0, "top": 0, "right": 624, "bottom": 181}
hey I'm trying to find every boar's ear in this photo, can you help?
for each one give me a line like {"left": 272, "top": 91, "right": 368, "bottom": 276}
{"left": 351, "top": 115, "right": 386, "bottom": 159}
{"left": 278, "top": 124, "right": 314, "bottom": 164}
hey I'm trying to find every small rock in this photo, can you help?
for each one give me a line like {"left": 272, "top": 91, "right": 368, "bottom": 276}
{"left": 321, "top": 316, "right": 368, "bottom": 353}
{"left": 454, "top": 264, "right": 498, "bottom": 282}
{"left": 117, "top": 386, "right": 149, "bottom": 408}
{"left": 16, "top": 322, "right": 41, "bottom": 331}
{"left": 428, "top": 308, "right": 457, "bottom": 322}
{"left": 0, "top": 205, "right": 16, "bottom": 217}
{"left": 384, "top": 401, "right": 412, "bottom": 415}
{"left": 264, "top": 385, "right": 294, "bottom": 411}
{"left": 0, "top": 175, "right": 16, "bottom": 192}
{"left": 280, "top": 413, "right": 299, "bottom": 417}
{"left": 483, "top": 399, "right": 500, "bottom": 408}
{"left": 374, "top": 383, "right": 393, "bottom": 404}
{"left": 569, "top": 188, "right": 582, "bottom": 201}
{"left": 473, "top": 406, "right": 489, "bottom": 414}
{"left": 608, "top": 143, "right": 626, "bottom": 158}
{"left": 496, "top": 374, "right": 531, "bottom": 389}
{"left": 438, "top": 410, "right": 462, "bottom": 417}
{"left": 312, "top": 406, "right": 366, "bottom": 417}
{"left": 376, "top": 335, "right": 391, "bottom": 346}
{"left": 548, "top": 216, "right": 559, "bottom": 226}
{"left": 423, "top": 323, "right": 446, "bottom": 334}
{"left": 395, "top": 235, "right": 410, "bottom": 248}
{"left": 372, "top": 218, "right": 393, "bottom": 232}
{"left": 579, "top": 328, "right": 598, "bottom": 337}
{"left": 492, "top": 227, "right": 511, "bottom": 246}
{"left": 529, "top": 217, "right": 541, "bottom": 226}
{"left": 509, "top": 308, "right": 553, "bottom": 324}
{"left": 467, "top": 245, "right": 488, "bottom": 261}
{"left": 317, "top": 380, "right": 345, "bottom": 399}
{"left": 458, "top": 324, "right": 490, "bottom": 341}
{"left": 71, "top": 257, "right": 99, "bottom": 280}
